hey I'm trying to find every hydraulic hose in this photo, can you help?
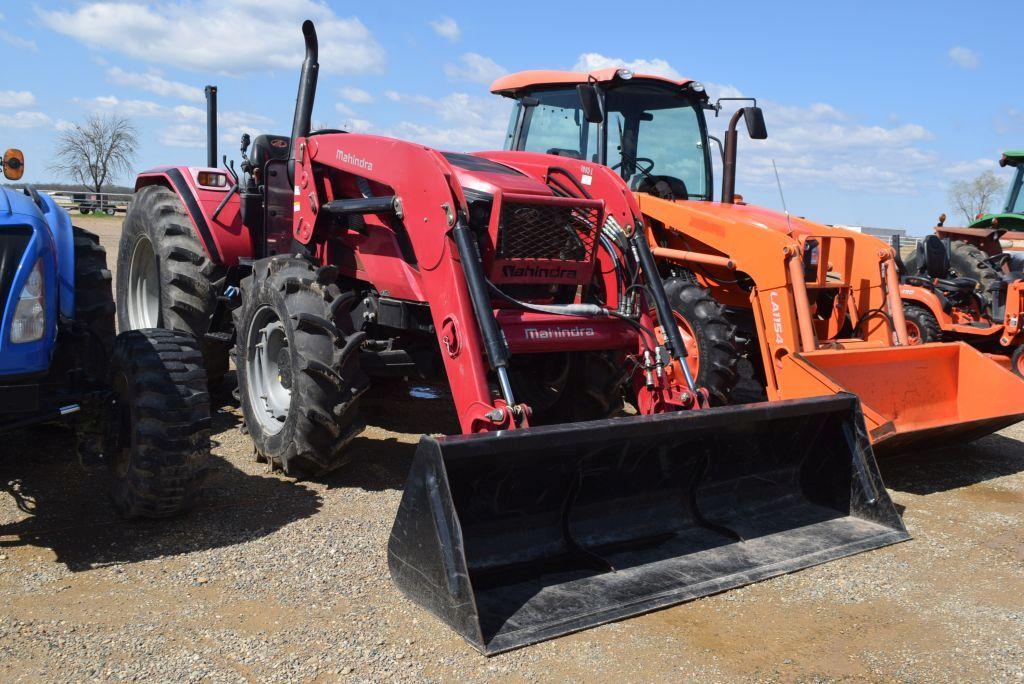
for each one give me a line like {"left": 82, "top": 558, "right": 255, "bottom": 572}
{"left": 629, "top": 232, "right": 698, "bottom": 392}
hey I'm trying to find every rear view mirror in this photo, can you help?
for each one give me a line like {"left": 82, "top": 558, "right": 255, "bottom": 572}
{"left": 576, "top": 84, "right": 605, "bottom": 124}
{"left": 744, "top": 107, "right": 768, "bottom": 140}
{"left": 3, "top": 148, "right": 25, "bottom": 181}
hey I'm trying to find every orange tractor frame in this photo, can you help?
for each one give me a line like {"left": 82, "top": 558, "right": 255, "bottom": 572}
{"left": 492, "top": 68, "right": 1024, "bottom": 453}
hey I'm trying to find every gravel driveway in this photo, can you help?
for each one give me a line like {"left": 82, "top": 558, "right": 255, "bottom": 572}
{"left": 1, "top": 216, "right": 1022, "bottom": 682}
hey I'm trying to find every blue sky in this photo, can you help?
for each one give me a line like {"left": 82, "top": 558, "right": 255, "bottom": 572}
{"left": 2, "top": 0, "right": 1021, "bottom": 232}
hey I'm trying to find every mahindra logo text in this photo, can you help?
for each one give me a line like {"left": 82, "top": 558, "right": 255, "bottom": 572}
{"left": 336, "top": 149, "right": 374, "bottom": 171}
{"left": 501, "top": 265, "right": 578, "bottom": 279}
{"left": 770, "top": 292, "right": 785, "bottom": 344}
{"left": 524, "top": 326, "right": 596, "bottom": 340}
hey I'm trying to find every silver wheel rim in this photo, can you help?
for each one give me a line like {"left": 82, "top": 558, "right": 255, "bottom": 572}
{"left": 246, "top": 305, "right": 291, "bottom": 435}
{"left": 126, "top": 235, "right": 160, "bottom": 329}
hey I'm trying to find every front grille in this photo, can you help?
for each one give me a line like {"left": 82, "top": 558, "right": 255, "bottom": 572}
{"left": 495, "top": 202, "right": 600, "bottom": 263}
{"left": 0, "top": 227, "right": 33, "bottom": 312}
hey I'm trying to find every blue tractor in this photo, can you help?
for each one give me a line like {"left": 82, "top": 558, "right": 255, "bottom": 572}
{"left": 1, "top": 147, "right": 210, "bottom": 518}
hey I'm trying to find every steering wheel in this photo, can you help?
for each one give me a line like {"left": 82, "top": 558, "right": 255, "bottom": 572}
{"left": 985, "top": 253, "right": 1012, "bottom": 270}
{"left": 611, "top": 157, "right": 655, "bottom": 175}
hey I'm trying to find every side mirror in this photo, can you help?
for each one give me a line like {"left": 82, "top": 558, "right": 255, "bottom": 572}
{"left": 576, "top": 84, "right": 604, "bottom": 124}
{"left": 744, "top": 107, "right": 767, "bottom": 140}
{"left": 3, "top": 149, "right": 25, "bottom": 181}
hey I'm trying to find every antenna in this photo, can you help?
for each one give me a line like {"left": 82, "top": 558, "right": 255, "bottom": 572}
{"left": 772, "top": 159, "right": 793, "bottom": 232}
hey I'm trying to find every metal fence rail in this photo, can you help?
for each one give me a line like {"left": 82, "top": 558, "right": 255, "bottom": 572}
{"left": 37, "top": 189, "right": 133, "bottom": 216}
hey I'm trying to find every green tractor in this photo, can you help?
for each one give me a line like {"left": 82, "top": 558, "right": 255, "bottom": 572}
{"left": 970, "top": 150, "right": 1024, "bottom": 231}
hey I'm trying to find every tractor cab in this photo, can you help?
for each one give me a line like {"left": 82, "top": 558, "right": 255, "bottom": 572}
{"left": 999, "top": 151, "right": 1024, "bottom": 217}
{"left": 493, "top": 69, "right": 766, "bottom": 204}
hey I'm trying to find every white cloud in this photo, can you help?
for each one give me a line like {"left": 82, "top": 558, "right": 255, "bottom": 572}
{"left": 0, "top": 90, "right": 36, "bottom": 108}
{"left": 55, "top": 120, "right": 75, "bottom": 132}
{"left": 106, "top": 67, "right": 204, "bottom": 103}
{"left": 0, "top": 111, "right": 51, "bottom": 129}
{"left": 430, "top": 16, "right": 460, "bottom": 42}
{"left": 702, "top": 87, "right": 937, "bottom": 196}
{"left": 444, "top": 53, "right": 507, "bottom": 85}
{"left": 76, "top": 95, "right": 169, "bottom": 118}
{"left": 573, "top": 53, "right": 683, "bottom": 80}
{"left": 38, "top": 1, "right": 386, "bottom": 75}
{"left": 0, "top": 22, "right": 38, "bottom": 52}
{"left": 384, "top": 92, "right": 508, "bottom": 151}
{"left": 160, "top": 124, "right": 206, "bottom": 148}
{"left": 74, "top": 95, "right": 270, "bottom": 148}
{"left": 339, "top": 87, "right": 374, "bottom": 104}
{"left": 948, "top": 46, "right": 980, "bottom": 70}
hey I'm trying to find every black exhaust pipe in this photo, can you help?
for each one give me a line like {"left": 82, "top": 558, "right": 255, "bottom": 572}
{"left": 289, "top": 20, "right": 319, "bottom": 184}
{"left": 205, "top": 85, "right": 217, "bottom": 168}
{"left": 721, "top": 109, "right": 742, "bottom": 204}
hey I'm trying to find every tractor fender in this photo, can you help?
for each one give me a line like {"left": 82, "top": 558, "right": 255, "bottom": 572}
{"left": 898, "top": 283, "right": 947, "bottom": 316}
{"left": 135, "top": 167, "right": 251, "bottom": 266}
{"left": 0, "top": 187, "right": 62, "bottom": 375}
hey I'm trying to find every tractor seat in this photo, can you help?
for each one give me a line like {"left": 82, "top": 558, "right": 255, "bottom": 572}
{"left": 545, "top": 148, "right": 583, "bottom": 159}
{"left": 250, "top": 134, "right": 291, "bottom": 170}
{"left": 931, "top": 277, "right": 978, "bottom": 294}
{"left": 632, "top": 175, "right": 688, "bottom": 200}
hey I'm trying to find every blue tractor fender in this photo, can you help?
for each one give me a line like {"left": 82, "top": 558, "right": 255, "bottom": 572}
{"left": 0, "top": 187, "right": 73, "bottom": 376}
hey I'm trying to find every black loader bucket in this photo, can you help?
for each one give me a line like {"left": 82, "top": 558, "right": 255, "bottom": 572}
{"left": 388, "top": 394, "right": 909, "bottom": 654}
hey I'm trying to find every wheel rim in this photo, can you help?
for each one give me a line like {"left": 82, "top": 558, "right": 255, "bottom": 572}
{"left": 673, "top": 313, "right": 700, "bottom": 380}
{"left": 245, "top": 305, "right": 292, "bottom": 435}
{"left": 905, "top": 320, "right": 922, "bottom": 345}
{"left": 1016, "top": 352, "right": 1024, "bottom": 377}
{"left": 126, "top": 235, "right": 160, "bottom": 329}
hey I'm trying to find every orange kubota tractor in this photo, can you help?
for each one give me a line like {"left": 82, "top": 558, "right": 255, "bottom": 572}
{"left": 893, "top": 231, "right": 1024, "bottom": 376}
{"left": 492, "top": 68, "right": 1024, "bottom": 454}
{"left": 114, "top": 23, "right": 909, "bottom": 653}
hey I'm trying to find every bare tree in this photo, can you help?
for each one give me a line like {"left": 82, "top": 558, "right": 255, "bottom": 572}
{"left": 948, "top": 170, "right": 1007, "bottom": 223}
{"left": 50, "top": 114, "right": 139, "bottom": 194}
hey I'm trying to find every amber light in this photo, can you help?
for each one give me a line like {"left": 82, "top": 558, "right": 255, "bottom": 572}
{"left": 197, "top": 171, "right": 228, "bottom": 188}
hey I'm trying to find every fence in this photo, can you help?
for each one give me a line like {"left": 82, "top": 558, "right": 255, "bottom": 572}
{"left": 37, "top": 190, "right": 133, "bottom": 216}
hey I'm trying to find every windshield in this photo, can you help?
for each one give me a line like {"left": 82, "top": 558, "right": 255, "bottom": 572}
{"left": 505, "top": 84, "right": 711, "bottom": 200}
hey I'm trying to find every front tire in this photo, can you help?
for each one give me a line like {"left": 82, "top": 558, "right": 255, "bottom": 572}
{"left": 234, "top": 256, "right": 368, "bottom": 478}
{"left": 509, "top": 352, "right": 627, "bottom": 425}
{"left": 105, "top": 329, "right": 211, "bottom": 518}
{"left": 902, "top": 304, "right": 941, "bottom": 345}
{"left": 117, "top": 184, "right": 229, "bottom": 384}
{"left": 663, "top": 279, "right": 741, "bottom": 405}
{"left": 72, "top": 227, "right": 116, "bottom": 381}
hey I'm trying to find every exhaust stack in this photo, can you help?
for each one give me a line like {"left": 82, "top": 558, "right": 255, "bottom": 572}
{"left": 289, "top": 20, "right": 319, "bottom": 182}
{"left": 205, "top": 85, "right": 217, "bottom": 169}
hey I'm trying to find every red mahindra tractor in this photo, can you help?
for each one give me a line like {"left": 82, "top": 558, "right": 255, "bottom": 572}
{"left": 116, "top": 21, "right": 907, "bottom": 653}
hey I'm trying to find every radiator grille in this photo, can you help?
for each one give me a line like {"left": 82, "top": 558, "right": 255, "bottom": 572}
{"left": 0, "top": 226, "right": 32, "bottom": 312}
{"left": 495, "top": 202, "right": 600, "bottom": 263}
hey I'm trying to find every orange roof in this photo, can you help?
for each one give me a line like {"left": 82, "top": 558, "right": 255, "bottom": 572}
{"left": 490, "top": 68, "right": 693, "bottom": 94}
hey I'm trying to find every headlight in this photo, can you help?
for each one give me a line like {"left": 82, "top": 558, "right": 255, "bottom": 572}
{"left": 10, "top": 259, "right": 46, "bottom": 344}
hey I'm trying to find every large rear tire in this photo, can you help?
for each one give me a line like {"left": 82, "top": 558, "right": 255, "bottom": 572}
{"left": 509, "top": 352, "right": 627, "bottom": 425}
{"left": 234, "top": 256, "right": 368, "bottom": 478}
{"left": 105, "top": 329, "right": 211, "bottom": 518}
{"left": 72, "top": 227, "right": 116, "bottom": 381}
{"left": 117, "top": 185, "right": 229, "bottom": 384}
{"left": 663, "top": 278, "right": 741, "bottom": 405}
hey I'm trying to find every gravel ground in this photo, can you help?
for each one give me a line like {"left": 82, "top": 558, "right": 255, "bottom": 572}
{"left": 0, "top": 215, "right": 1022, "bottom": 682}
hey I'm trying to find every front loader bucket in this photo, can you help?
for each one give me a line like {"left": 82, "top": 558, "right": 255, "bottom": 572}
{"left": 388, "top": 394, "right": 908, "bottom": 654}
{"left": 792, "top": 343, "right": 1024, "bottom": 454}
